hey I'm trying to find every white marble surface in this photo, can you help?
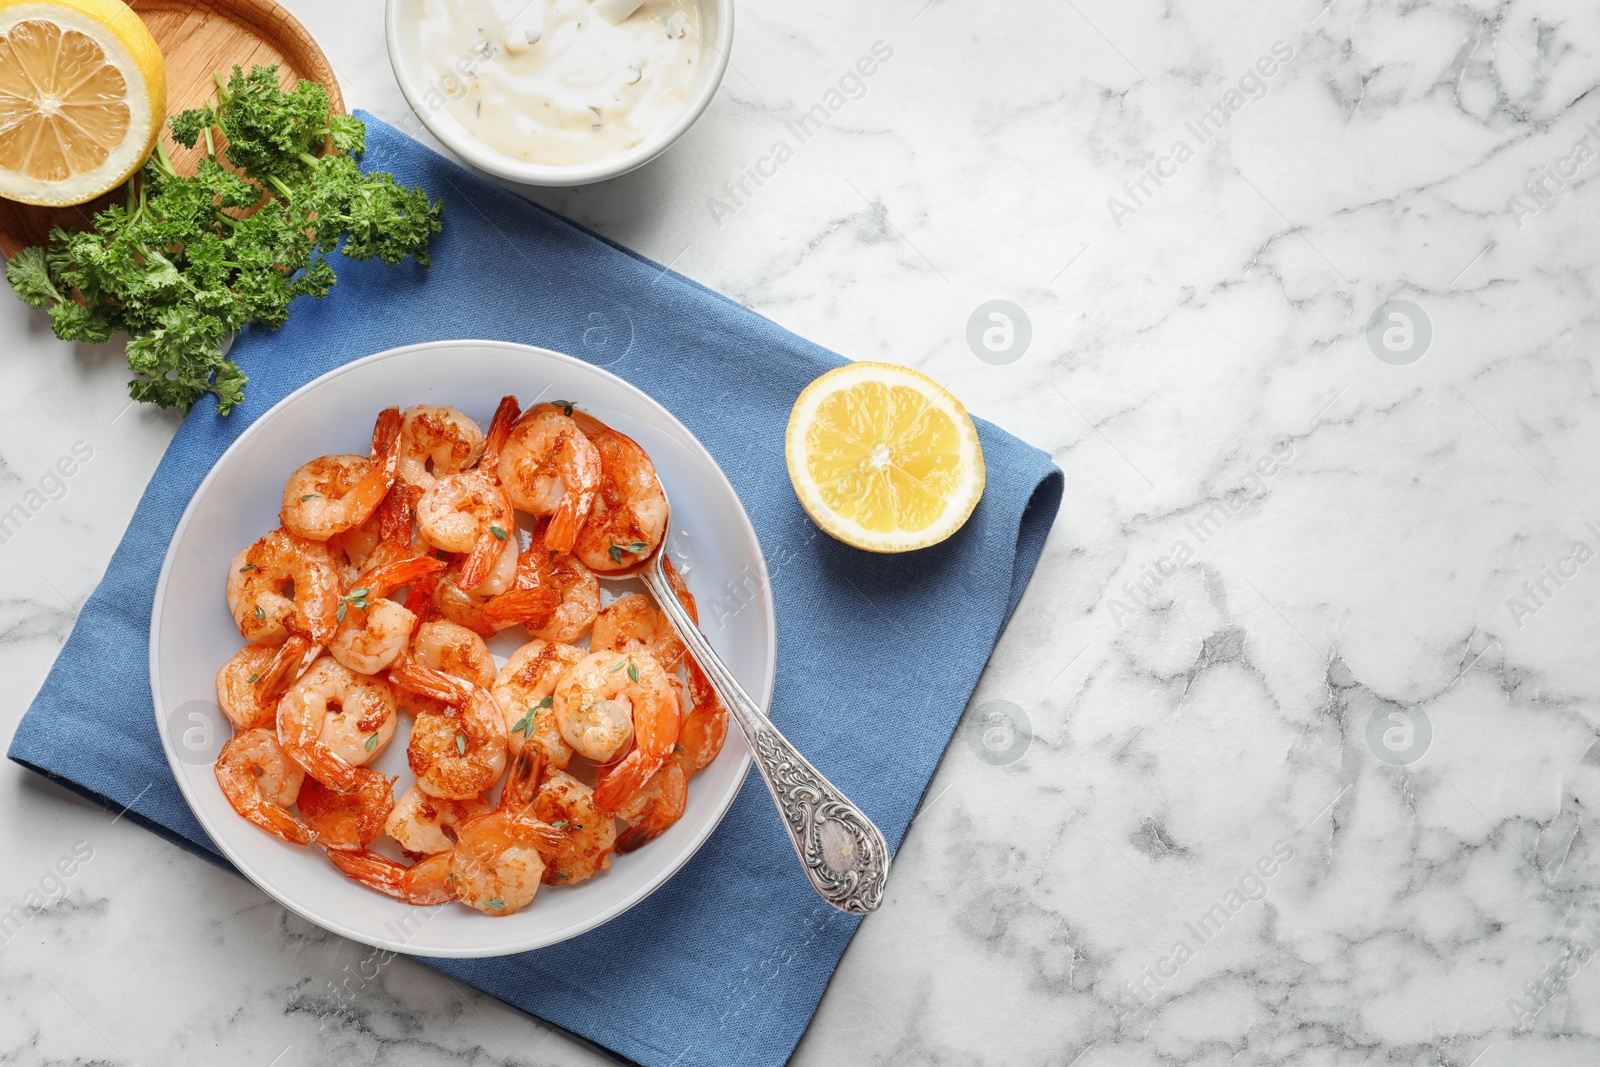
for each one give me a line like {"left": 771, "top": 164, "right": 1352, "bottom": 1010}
{"left": 4, "top": 0, "right": 1600, "bottom": 1063}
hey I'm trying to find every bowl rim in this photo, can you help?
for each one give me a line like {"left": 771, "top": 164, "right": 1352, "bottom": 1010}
{"left": 149, "top": 338, "right": 768, "bottom": 957}
{"left": 383, "top": 0, "right": 734, "bottom": 188}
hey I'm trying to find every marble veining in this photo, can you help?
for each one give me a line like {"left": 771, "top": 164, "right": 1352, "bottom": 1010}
{"left": 4, "top": 0, "right": 1600, "bottom": 1063}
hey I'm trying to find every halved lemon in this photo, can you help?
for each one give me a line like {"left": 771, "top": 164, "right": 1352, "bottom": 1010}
{"left": 0, "top": 0, "right": 166, "bottom": 207}
{"left": 786, "top": 362, "right": 986, "bottom": 553}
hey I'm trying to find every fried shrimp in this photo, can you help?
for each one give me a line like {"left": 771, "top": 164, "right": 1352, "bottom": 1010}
{"left": 591, "top": 556, "right": 697, "bottom": 667}
{"left": 297, "top": 768, "right": 396, "bottom": 850}
{"left": 594, "top": 560, "right": 725, "bottom": 779}
{"left": 397, "top": 617, "right": 496, "bottom": 719}
{"left": 415, "top": 470, "right": 514, "bottom": 592}
{"left": 280, "top": 408, "right": 402, "bottom": 541}
{"left": 442, "top": 693, "right": 574, "bottom": 916}
{"left": 215, "top": 396, "right": 731, "bottom": 914}
{"left": 569, "top": 411, "right": 668, "bottom": 573}
{"left": 397, "top": 405, "right": 486, "bottom": 491}
{"left": 553, "top": 650, "right": 679, "bottom": 814}
{"left": 428, "top": 560, "right": 561, "bottom": 638}
{"left": 227, "top": 530, "right": 341, "bottom": 646}
{"left": 450, "top": 810, "right": 568, "bottom": 916}
{"left": 412, "top": 619, "right": 496, "bottom": 687}
{"left": 327, "top": 511, "right": 383, "bottom": 580}
{"left": 328, "top": 555, "right": 445, "bottom": 676}
{"left": 591, "top": 594, "right": 688, "bottom": 675}
{"left": 278, "top": 658, "right": 399, "bottom": 790}
{"left": 391, "top": 663, "right": 508, "bottom": 800}
{"left": 216, "top": 644, "right": 280, "bottom": 730}
{"left": 532, "top": 770, "right": 615, "bottom": 883}
{"left": 612, "top": 761, "right": 687, "bottom": 853}
{"left": 510, "top": 523, "right": 599, "bottom": 642}
{"left": 675, "top": 658, "right": 729, "bottom": 779}
{"left": 215, "top": 729, "right": 310, "bottom": 845}
{"left": 384, "top": 783, "right": 490, "bottom": 855}
{"left": 327, "top": 849, "right": 457, "bottom": 905}
{"left": 497, "top": 402, "right": 601, "bottom": 553}
{"left": 493, "top": 639, "right": 584, "bottom": 769}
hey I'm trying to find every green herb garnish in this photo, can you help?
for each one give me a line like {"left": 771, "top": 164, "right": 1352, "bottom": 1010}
{"left": 510, "top": 695, "right": 552, "bottom": 739}
{"left": 551, "top": 820, "right": 570, "bottom": 830}
{"left": 555, "top": 872, "right": 570, "bottom": 880}
{"left": 485, "top": 898, "right": 506, "bottom": 909}
{"left": 550, "top": 400, "right": 575, "bottom": 416}
{"left": 455, "top": 733, "right": 466, "bottom": 755}
{"left": 5, "top": 65, "right": 442, "bottom": 415}
{"left": 255, "top": 605, "right": 265, "bottom": 621}
{"left": 336, "top": 586, "right": 371, "bottom": 622}
{"left": 606, "top": 540, "right": 651, "bottom": 565}
{"left": 489, "top": 526, "right": 508, "bottom": 541}
{"left": 300, "top": 494, "right": 319, "bottom": 502}
{"left": 246, "top": 673, "right": 259, "bottom": 684}
{"left": 365, "top": 733, "right": 379, "bottom": 752}
{"left": 238, "top": 564, "right": 257, "bottom": 573}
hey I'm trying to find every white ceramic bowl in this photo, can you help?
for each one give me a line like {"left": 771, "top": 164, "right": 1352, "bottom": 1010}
{"left": 385, "top": 0, "right": 733, "bottom": 187}
{"left": 151, "top": 340, "right": 768, "bottom": 957}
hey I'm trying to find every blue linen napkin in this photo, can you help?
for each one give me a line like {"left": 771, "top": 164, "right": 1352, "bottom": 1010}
{"left": 8, "top": 114, "right": 1061, "bottom": 1067}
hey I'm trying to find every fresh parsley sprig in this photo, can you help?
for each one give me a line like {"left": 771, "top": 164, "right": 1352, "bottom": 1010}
{"left": 5, "top": 65, "right": 443, "bottom": 415}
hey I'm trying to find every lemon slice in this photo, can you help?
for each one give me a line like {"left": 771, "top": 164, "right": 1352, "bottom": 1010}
{"left": 786, "top": 362, "right": 986, "bottom": 553}
{"left": 0, "top": 0, "right": 165, "bottom": 207}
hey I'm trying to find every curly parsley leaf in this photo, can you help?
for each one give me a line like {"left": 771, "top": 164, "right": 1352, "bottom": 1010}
{"left": 5, "top": 64, "right": 442, "bottom": 416}
{"left": 5, "top": 247, "right": 62, "bottom": 308}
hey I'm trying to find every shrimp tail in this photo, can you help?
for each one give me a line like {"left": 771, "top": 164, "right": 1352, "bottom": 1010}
{"left": 215, "top": 741, "right": 313, "bottom": 846}
{"left": 615, "top": 763, "right": 686, "bottom": 851}
{"left": 661, "top": 556, "right": 699, "bottom": 624}
{"left": 372, "top": 406, "right": 402, "bottom": 475}
{"left": 329, "top": 407, "right": 404, "bottom": 536}
{"left": 480, "top": 586, "right": 561, "bottom": 629}
{"left": 592, "top": 750, "right": 663, "bottom": 814}
{"left": 389, "top": 662, "right": 472, "bottom": 705}
{"left": 362, "top": 555, "right": 446, "bottom": 600}
{"left": 378, "top": 481, "right": 418, "bottom": 546}
{"left": 242, "top": 797, "right": 314, "bottom": 845}
{"left": 616, "top": 820, "right": 667, "bottom": 854}
{"left": 457, "top": 529, "right": 502, "bottom": 592}
{"left": 498, "top": 746, "right": 544, "bottom": 817}
{"left": 327, "top": 848, "right": 457, "bottom": 905}
{"left": 481, "top": 395, "right": 520, "bottom": 472}
{"left": 278, "top": 703, "right": 360, "bottom": 792}
{"left": 402, "top": 567, "right": 442, "bottom": 626}
{"left": 544, "top": 494, "right": 590, "bottom": 555}
{"left": 255, "top": 633, "right": 319, "bottom": 704}
{"left": 511, "top": 813, "right": 570, "bottom": 854}
{"left": 677, "top": 658, "right": 729, "bottom": 777}
{"left": 569, "top": 409, "right": 605, "bottom": 436}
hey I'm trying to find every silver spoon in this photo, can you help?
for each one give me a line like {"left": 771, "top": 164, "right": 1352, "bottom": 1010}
{"left": 602, "top": 486, "right": 891, "bottom": 914}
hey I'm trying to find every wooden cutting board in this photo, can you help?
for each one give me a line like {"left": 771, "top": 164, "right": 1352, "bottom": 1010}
{"left": 0, "top": 0, "right": 343, "bottom": 258}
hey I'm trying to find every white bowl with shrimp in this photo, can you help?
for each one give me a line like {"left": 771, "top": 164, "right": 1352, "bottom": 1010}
{"left": 150, "top": 340, "right": 767, "bottom": 957}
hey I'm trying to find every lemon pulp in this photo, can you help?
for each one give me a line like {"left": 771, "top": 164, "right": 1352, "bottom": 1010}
{"left": 0, "top": 0, "right": 165, "bottom": 206}
{"left": 786, "top": 363, "right": 985, "bottom": 553}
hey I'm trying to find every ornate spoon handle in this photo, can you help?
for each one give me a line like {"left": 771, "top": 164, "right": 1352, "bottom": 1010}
{"left": 640, "top": 557, "right": 891, "bottom": 913}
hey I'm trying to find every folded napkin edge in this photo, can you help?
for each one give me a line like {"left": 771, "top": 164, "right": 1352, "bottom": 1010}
{"left": 7, "top": 753, "right": 227, "bottom": 869}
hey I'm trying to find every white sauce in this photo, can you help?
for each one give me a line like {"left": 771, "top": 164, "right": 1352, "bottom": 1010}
{"left": 418, "top": 0, "right": 703, "bottom": 166}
